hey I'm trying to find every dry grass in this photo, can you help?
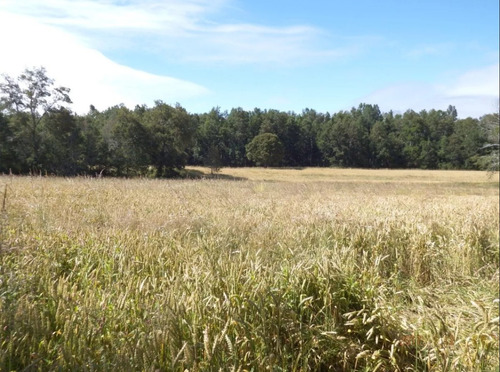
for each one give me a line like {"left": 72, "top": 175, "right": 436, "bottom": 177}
{"left": 188, "top": 166, "right": 499, "bottom": 184}
{"left": 0, "top": 168, "right": 498, "bottom": 371}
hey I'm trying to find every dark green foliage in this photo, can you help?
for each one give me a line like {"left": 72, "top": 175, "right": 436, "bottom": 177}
{"left": 442, "top": 117, "right": 486, "bottom": 169}
{"left": 298, "top": 108, "right": 326, "bottom": 166}
{"left": 0, "top": 113, "right": 17, "bottom": 173}
{"left": 193, "top": 107, "right": 231, "bottom": 168}
{"left": 478, "top": 113, "right": 499, "bottom": 172}
{"left": 318, "top": 111, "right": 370, "bottom": 167}
{"left": 226, "top": 107, "right": 258, "bottom": 166}
{"left": 42, "top": 108, "right": 84, "bottom": 175}
{"left": 246, "top": 133, "right": 284, "bottom": 167}
{"left": 141, "top": 101, "right": 196, "bottom": 177}
{"left": 0, "top": 67, "right": 72, "bottom": 171}
{"left": 206, "top": 145, "right": 223, "bottom": 174}
{"left": 0, "top": 68, "right": 497, "bottom": 175}
{"left": 370, "top": 112, "right": 405, "bottom": 168}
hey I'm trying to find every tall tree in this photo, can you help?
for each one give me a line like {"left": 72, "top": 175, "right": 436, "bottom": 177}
{"left": 226, "top": 107, "right": 257, "bottom": 166}
{"left": 0, "top": 113, "right": 17, "bottom": 172}
{"left": 196, "top": 107, "right": 230, "bottom": 168}
{"left": 42, "top": 108, "right": 83, "bottom": 175}
{"left": 443, "top": 117, "right": 486, "bottom": 169}
{"left": 258, "top": 110, "right": 306, "bottom": 166}
{"left": 143, "top": 101, "right": 196, "bottom": 177}
{"left": 0, "top": 67, "right": 71, "bottom": 169}
{"left": 399, "top": 110, "right": 429, "bottom": 168}
{"left": 318, "top": 111, "right": 368, "bottom": 167}
{"left": 479, "top": 112, "right": 499, "bottom": 171}
{"left": 0, "top": 67, "right": 71, "bottom": 170}
{"left": 298, "top": 109, "right": 325, "bottom": 166}
{"left": 370, "top": 112, "right": 404, "bottom": 168}
{"left": 107, "top": 105, "right": 150, "bottom": 175}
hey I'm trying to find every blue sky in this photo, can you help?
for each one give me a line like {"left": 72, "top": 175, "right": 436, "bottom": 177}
{"left": 0, "top": 0, "right": 498, "bottom": 117}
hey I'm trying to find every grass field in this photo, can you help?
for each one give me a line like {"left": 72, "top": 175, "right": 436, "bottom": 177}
{"left": 0, "top": 168, "right": 498, "bottom": 371}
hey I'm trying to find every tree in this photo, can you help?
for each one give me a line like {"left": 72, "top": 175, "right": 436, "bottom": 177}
{"left": 298, "top": 109, "right": 325, "bottom": 166}
{"left": 399, "top": 110, "right": 430, "bottom": 168}
{"left": 226, "top": 107, "right": 257, "bottom": 166}
{"left": 246, "top": 133, "right": 284, "bottom": 167}
{"left": 206, "top": 145, "right": 223, "bottom": 174}
{"left": 442, "top": 117, "right": 486, "bottom": 169}
{"left": 142, "top": 101, "right": 196, "bottom": 177}
{"left": 42, "top": 108, "right": 83, "bottom": 175}
{"left": 317, "top": 111, "right": 369, "bottom": 167}
{"left": 479, "top": 112, "right": 499, "bottom": 172}
{"left": 0, "top": 67, "right": 71, "bottom": 169}
{"left": 0, "top": 112, "right": 17, "bottom": 173}
{"left": 101, "top": 105, "right": 151, "bottom": 176}
{"left": 195, "top": 107, "right": 230, "bottom": 168}
{"left": 369, "top": 112, "right": 404, "bottom": 168}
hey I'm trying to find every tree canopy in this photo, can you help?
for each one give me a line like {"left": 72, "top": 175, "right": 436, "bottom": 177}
{"left": 0, "top": 67, "right": 72, "bottom": 171}
{"left": 246, "top": 133, "right": 284, "bottom": 167}
{"left": 1, "top": 68, "right": 498, "bottom": 177}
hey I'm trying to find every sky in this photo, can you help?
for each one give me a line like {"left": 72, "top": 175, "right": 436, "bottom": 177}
{"left": 0, "top": 0, "right": 498, "bottom": 118}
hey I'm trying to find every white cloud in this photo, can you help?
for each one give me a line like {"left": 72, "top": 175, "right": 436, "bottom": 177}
{"left": 1, "top": 0, "right": 209, "bottom": 31}
{"left": 0, "top": 0, "right": 361, "bottom": 66}
{"left": 444, "top": 64, "right": 499, "bottom": 97}
{"left": 405, "top": 43, "right": 454, "bottom": 58}
{"left": 189, "top": 23, "right": 354, "bottom": 64}
{"left": 361, "top": 64, "right": 499, "bottom": 118}
{"left": 0, "top": 0, "right": 369, "bottom": 114}
{"left": 0, "top": 11, "right": 209, "bottom": 114}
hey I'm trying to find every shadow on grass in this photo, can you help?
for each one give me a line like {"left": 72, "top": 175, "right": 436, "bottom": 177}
{"left": 182, "top": 168, "right": 247, "bottom": 181}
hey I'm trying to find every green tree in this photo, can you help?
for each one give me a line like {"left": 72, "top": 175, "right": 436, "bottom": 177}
{"left": 42, "top": 108, "right": 83, "bottom": 175}
{"left": 0, "top": 67, "right": 71, "bottom": 170}
{"left": 78, "top": 105, "right": 113, "bottom": 175}
{"left": 317, "top": 111, "right": 368, "bottom": 167}
{"left": 195, "top": 108, "right": 230, "bottom": 168}
{"left": 111, "top": 106, "right": 150, "bottom": 175}
{"left": 369, "top": 112, "right": 404, "bottom": 168}
{"left": 0, "top": 112, "right": 17, "bottom": 173}
{"left": 143, "top": 101, "right": 196, "bottom": 177}
{"left": 298, "top": 108, "right": 326, "bottom": 166}
{"left": 421, "top": 108, "right": 455, "bottom": 167}
{"left": 257, "top": 110, "right": 306, "bottom": 166}
{"left": 399, "top": 110, "right": 430, "bottom": 168}
{"left": 441, "top": 117, "right": 486, "bottom": 169}
{"left": 246, "top": 133, "right": 284, "bottom": 167}
{"left": 206, "top": 145, "right": 223, "bottom": 174}
{"left": 479, "top": 112, "right": 499, "bottom": 171}
{"left": 226, "top": 107, "right": 257, "bottom": 166}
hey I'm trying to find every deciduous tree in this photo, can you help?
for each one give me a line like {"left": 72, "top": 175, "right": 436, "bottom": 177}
{"left": 246, "top": 133, "right": 284, "bottom": 167}
{"left": 0, "top": 67, "right": 71, "bottom": 169}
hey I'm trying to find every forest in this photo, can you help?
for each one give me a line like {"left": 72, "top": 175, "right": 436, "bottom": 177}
{"left": 1, "top": 67, "right": 498, "bottom": 176}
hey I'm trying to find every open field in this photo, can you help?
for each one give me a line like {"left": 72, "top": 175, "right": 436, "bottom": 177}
{"left": 0, "top": 168, "right": 498, "bottom": 371}
{"left": 188, "top": 166, "right": 500, "bottom": 184}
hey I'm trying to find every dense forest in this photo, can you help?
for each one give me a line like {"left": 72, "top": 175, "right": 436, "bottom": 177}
{"left": 1, "top": 68, "right": 498, "bottom": 177}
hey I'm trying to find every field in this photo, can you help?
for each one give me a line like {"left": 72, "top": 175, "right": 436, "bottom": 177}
{"left": 0, "top": 168, "right": 498, "bottom": 371}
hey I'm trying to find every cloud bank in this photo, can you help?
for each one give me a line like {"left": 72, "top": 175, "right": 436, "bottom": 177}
{"left": 1, "top": 0, "right": 352, "bottom": 66}
{"left": 0, "top": 0, "right": 356, "bottom": 112}
{"left": 362, "top": 64, "right": 499, "bottom": 118}
{"left": 0, "top": 10, "right": 210, "bottom": 113}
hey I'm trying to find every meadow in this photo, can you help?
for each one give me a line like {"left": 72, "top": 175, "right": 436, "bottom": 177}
{"left": 0, "top": 168, "right": 498, "bottom": 371}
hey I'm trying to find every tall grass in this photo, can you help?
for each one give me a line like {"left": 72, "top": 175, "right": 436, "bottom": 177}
{"left": 1, "top": 169, "right": 498, "bottom": 371}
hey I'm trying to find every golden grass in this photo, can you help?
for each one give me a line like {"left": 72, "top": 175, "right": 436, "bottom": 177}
{"left": 0, "top": 168, "right": 498, "bottom": 371}
{"left": 188, "top": 166, "right": 500, "bottom": 184}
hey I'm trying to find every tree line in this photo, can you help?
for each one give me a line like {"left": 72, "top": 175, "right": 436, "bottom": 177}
{"left": 1, "top": 67, "right": 498, "bottom": 177}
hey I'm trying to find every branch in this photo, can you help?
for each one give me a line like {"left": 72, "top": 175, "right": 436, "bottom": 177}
{"left": 481, "top": 144, "right": 500, "bottom": 150}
